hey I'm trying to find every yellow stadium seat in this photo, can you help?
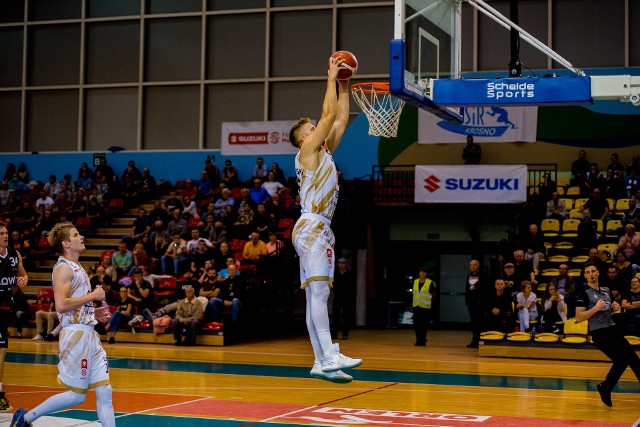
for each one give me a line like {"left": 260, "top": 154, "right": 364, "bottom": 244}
{"left": 561, "top": 219, "right": 581, "bottom": 238}
{"left": 569, "top": 208, "right": 583, "bottom": 219}
{"left": 540, "top": 219, "right": 560, "bottom": 237}
{"left": 605, "top": 219, "right": 623, "bottom": 238}
{"left": 566, "top": 187, "right": 580, "bottom": 196}
{"left": 561, "top": 318, "right": 588, "bottom": 344}
{"left": 560, "top": 198, "right": 573, "bottom": 210}
{"left": 574, "top": 198, "right": 589, "bottom": 211}
{"left": 615, "top": 198, "right": 630, "bottom": 213}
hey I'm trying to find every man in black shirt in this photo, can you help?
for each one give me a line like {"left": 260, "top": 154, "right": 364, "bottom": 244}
{"left": 576, "top": 262, "right": 640, "bottom": 407}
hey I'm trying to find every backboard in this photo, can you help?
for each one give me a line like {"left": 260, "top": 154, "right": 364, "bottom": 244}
{"left": 389, "top": 0, "right": 640, "bottom": 122}
{"left": 389, "top": 0, "right": 463, "bottom": 122}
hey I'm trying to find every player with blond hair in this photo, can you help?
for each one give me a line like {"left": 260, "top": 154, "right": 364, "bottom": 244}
{"left": 12, "top": 223, "right": 114, "bottom": 427}
{"left": 288, "top": 56, "right": 362, "bottom": 384}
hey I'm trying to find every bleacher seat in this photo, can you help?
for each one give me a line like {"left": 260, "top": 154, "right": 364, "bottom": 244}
{"left": 540, "top": 219, "right": 560, "bottom": 238}
{"left": 566, "top": 187, "right": 580, "bottom": 196}
{"left": 561, "top": 219, "right": 580, "bottom": 238}
{"left": 615, "top": 198, "right": 630, "bottom": 213}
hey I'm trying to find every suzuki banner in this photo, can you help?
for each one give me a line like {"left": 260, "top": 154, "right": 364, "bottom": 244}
{"left": 221, "top": 120, "right": 304, "bottom": 156}
{"left": 415, "top": 165, "right": 527, "bottom": 204}
{"left": 418, "top": 106, "right": 537, "bottom": 143}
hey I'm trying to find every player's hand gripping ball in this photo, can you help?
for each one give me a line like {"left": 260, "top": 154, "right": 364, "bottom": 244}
{"left": 330, "top": 51, "right": 358, "bottom": 80}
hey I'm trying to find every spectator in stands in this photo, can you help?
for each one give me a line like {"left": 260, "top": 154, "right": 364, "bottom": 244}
{"left": 0, "top": 191, "right": 19, "bottom": 218}
{"left": 35, "top": 190, "right": 54, "bottom": 210}
{"left": 148, "top": 200, "right": 169, "bottom": 227}
{"left": 515, "top": 280, "right": 538, "bottom": 332}
{"left": 218, "top": 257, "right": 240, "bottom": 279}
{"left": 571, "top": 149, "right": 590, "bottom": 186}
{"left": 164, "top": 191, "right": 184, "bottom": 214}
{"left": 201, "top": 202, "right": 216, "bottom": 225}
{"left": 221, "top": 159, "right": 241, "bottom": 188}
{"left": 576, "top": 209, "right": 599, "bottom": 250}
{"left": 465, "top": 259, "right": 490, "bottom": 348}
{"left": 627, "top": 155, "right": 640, "bottom": 176}
{"left": 90, "top": 265, "right": 116, "bottom": 305}
{"left": 266, "top": 232, "right": 283, "bottom": 258}
{"left": 242, "top": 231, "right": 267, "bottom": 266}
{"left": 77, "top": 161, "right": 94, "bottom": 182}
{"left": 195, "top": 170, "right": 214, "bottom": 202}
{"left": 482, "top": 279, "right": 513, "bottom": 333}
{"left": 171, "top": 285, "right": 203, "bottom": 346}
{"left": 607, "top": 152, "right": 625, "bottom": 181}
{"left": 621, "top": 276, "right": 640, "bottom": 334}
{"left": 545, "top": 191, "right": 567, "bottom": 220}
{"left": 461, "top": 135, "right": 481, "bottom": 165}
{"left": 182, "top": 195, "right": 199, "bottom": 221}
{"left": 551, "top": 263, "right": 576, "bottom": 297}
{"left": 167, "top": 208, "right": 187, "bottom": 237}
{"left": 584, "top": 188, "right": 610, "bottom": 221}
{"left": 604, "top": 266, "right": 625, "bottom": 304}
{"left": 76, "top": 169, "right": 93, "bottom": 191}
{"left": 3, "top": 162, "right": 17, "bottom": 182}
{"left": 70, "top": 190, "right": 88, "bottom": 220}
{"left": 0, "top": 182, "right": 10, "bottom": 208}
{"left": 32, "top": 299, "right": 59, "bottom": 342}
{"left": 43, "top": 174, "right": 61, "bottom": 199}
{"left": 11, "top": 285, "right": 29, "bottom": 339}
{"left": 233, "top": 203, "right": 254, "bottom": 238}
{"left": 100, "top": 253, "right": 118, "bottom": 282}
{"left": 213, "top": 242, "right": 231, "bottom": 271}
{"left": 187, "top": 228, "right": 213, "bottom": 253}
{"left": 61, "top": 174, "right": 76, "bottom": 194}
{"left": 14, "top": 200, "right": 37, "bottom": 231}
{"left": 603, "top": 168, "right": 625, "bottom": 199}
{"left": 149, "top": 220, "right": 170, "bottom": 263}
{"left": 501, "top": 262, "right": 518, "bottom": 297}
{"left": 112, "top": 241, "right": 133, "bottom": 278}
{"left": 52, "top": 191, "right": 72, "bottom": 220}
{"left": 586, "top": 247, "right": 608, "bottom": 277}
{"left": 623, "top": 169, "right": 640, "bottom": 198}
{"left": 208, "top": 221, "right": 227, "bottom": 248}
{"left": 213, "top": 188, "right": 235, "bottom": 219}
{"left": 198, "top": 265, "right": 219, "bottom": 298}
{"left": 613, "top": 251, "right": 634, "bottom": 286}
{"left": 581, "top": 163, "right": 604, "bottom": 196}
{"left": 162, "top": 230, "right": 189, "bottom": 276}
{"left": 250, "top": 203, "right": 273, "bottom": 241}
{"left": 220, "top": 204, "right": 238, "bottom": 236}
{"left": 106, "top": 286, "right": 134, "bottom": 344}
{"left": 86, "top": 196, "right": 104, "bottom": 229}
{"left": 95, "top": 157, "right": 114, "bottom": 181}
{"left": 249, "top": 178, "right": 271, "bottom": 205}
{"left": 127, "top": 268, "right": 155, "bottom": 313}
{"left": 512, "top": 249, "right": 537, "bottom": 287}
{"left": 623, "top": 197, "right": 639, "bottom": 227}
{"left": 331, "top": 257, "right": 356, "bottom": 341}
{"left": 288, "top": 194, "right": 302, "bottom": 221}
{"left": 262, "top": 171, "right": 284, "bottom": 197}
{"left": 140, "top": 167, "right": 157, "bottom": 200}
{"left": 540, "top": 283, "right": 566, "bottom": 333}
{"left": 618, "top": 224, "right": 640, "bottom": 262}
{"left": 265, "top": 193, "right": 286, "bottom": 222}
{"left": 128, "top": 243, "right": 151, "bottom": 276}
{"left": 123, "top": 208, "right": 152, "bottom": 250}
{"left": 522, "top": 224, "right": 545, "bottom": 273}
{"left": 210, "top": 264, "right": 243, "bottom": 324}
{"left": 271, "top": 162, "right": 286, "bottom": 184}
{"left": 190, "top": 239, "right": 212, "bottom": 274}
{"left": 251, "top": 157, "right": 268, "bottom": 182}
{"left": 204, "top": 157, "right": 221, "bottom": 187}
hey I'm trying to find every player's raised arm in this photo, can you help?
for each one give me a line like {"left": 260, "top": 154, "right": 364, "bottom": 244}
{"left": 325, "top": 79, "right": 350, "bottom": 153}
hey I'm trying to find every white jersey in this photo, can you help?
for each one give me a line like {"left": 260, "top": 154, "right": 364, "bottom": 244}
{"left": 52, "top": 257, "right": 97, "bottom": 327}
{"left": 295, "top": 148, "right": 339, "bottom": 222}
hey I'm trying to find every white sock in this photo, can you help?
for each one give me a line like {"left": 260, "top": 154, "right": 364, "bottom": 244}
{"left": 26, "top": 390, "right": 86, "bottom": 422}
{"left": 309, "top": 281, "right": 333, "bottom": 356}
{"left": 95, "top": 384, "right": 116, "bottom": 427}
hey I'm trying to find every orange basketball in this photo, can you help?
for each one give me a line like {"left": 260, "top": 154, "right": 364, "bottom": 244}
{"left": 330, "top": 51, "right": 358, "bottom": 80}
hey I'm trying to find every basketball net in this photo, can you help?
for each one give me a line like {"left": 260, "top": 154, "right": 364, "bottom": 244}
{"left": 351, "top": 82, "right": 405, "bottom": 138}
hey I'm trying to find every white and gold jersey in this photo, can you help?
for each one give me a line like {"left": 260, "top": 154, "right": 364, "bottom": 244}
{"left": 52, "top": 257, "right": 96, "bottom": 327}
{"left": 295, "top": 148, "right": 339, "bottom": 222}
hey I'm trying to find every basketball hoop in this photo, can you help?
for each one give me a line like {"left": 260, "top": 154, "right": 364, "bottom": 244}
{"left": 351, "top": 82, "right": 405, "bottom": 138}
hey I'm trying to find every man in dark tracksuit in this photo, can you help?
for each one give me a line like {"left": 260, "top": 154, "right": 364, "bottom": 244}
{"left": 576, "top": 262, "right": 640, "bottom": 407}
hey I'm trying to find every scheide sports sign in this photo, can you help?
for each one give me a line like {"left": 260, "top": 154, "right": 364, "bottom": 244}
{"left": 415, "top": 165, "right": 527, "bottom": 204}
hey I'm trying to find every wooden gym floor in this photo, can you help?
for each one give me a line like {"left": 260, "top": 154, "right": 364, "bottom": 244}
{"left": 1, "top": 329, "right": 639, "bottom": 427}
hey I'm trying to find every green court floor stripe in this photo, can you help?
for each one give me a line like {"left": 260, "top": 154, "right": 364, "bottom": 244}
{"left": 8, "top": 351, "right": 640, "bottom": 393}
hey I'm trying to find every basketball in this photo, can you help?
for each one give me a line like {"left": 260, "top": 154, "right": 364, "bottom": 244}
{"left": 330, "top": 51, "right": 358, "bottom": 80}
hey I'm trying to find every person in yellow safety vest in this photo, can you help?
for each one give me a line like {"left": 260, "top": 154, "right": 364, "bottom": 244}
{"left": 413, "top": 266, "right": 436, "bottom": 346}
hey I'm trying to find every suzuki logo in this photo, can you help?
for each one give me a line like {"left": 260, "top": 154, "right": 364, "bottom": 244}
{"left": 424, "top": 175, "right": 441, "bottom": 192}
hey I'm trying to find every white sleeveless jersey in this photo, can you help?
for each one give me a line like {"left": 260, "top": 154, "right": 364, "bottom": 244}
{"left": 295, "top": 148, "right": 339, "bottom": 221}
{"left": 52, "top": 257, "right": 96, "bottom": 327}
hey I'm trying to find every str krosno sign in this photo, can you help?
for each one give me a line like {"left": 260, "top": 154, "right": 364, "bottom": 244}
{"left": 414, "top": 165, "right": 527, "bottom": 204}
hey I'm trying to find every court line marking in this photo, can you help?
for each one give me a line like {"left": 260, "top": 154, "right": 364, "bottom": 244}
{"left": 631, "top": 418, "right": 640, "bottom": 427}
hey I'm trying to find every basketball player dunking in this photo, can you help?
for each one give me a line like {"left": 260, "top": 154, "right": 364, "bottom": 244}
{"left": 288, "top": 56, "right": 362, "bottom": 383}
{"left": 11, "top": 223, "right": 114, "bottom": 427}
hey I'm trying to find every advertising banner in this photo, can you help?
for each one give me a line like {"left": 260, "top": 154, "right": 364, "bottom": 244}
{"left": 419, "top": 106, "right": 538, "bottom": 143}
{"left": 414, "top": 165, "right": 527, "bottom": 204}
{"left": 221, "top": 120, "right": 304, "bottom": 156}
